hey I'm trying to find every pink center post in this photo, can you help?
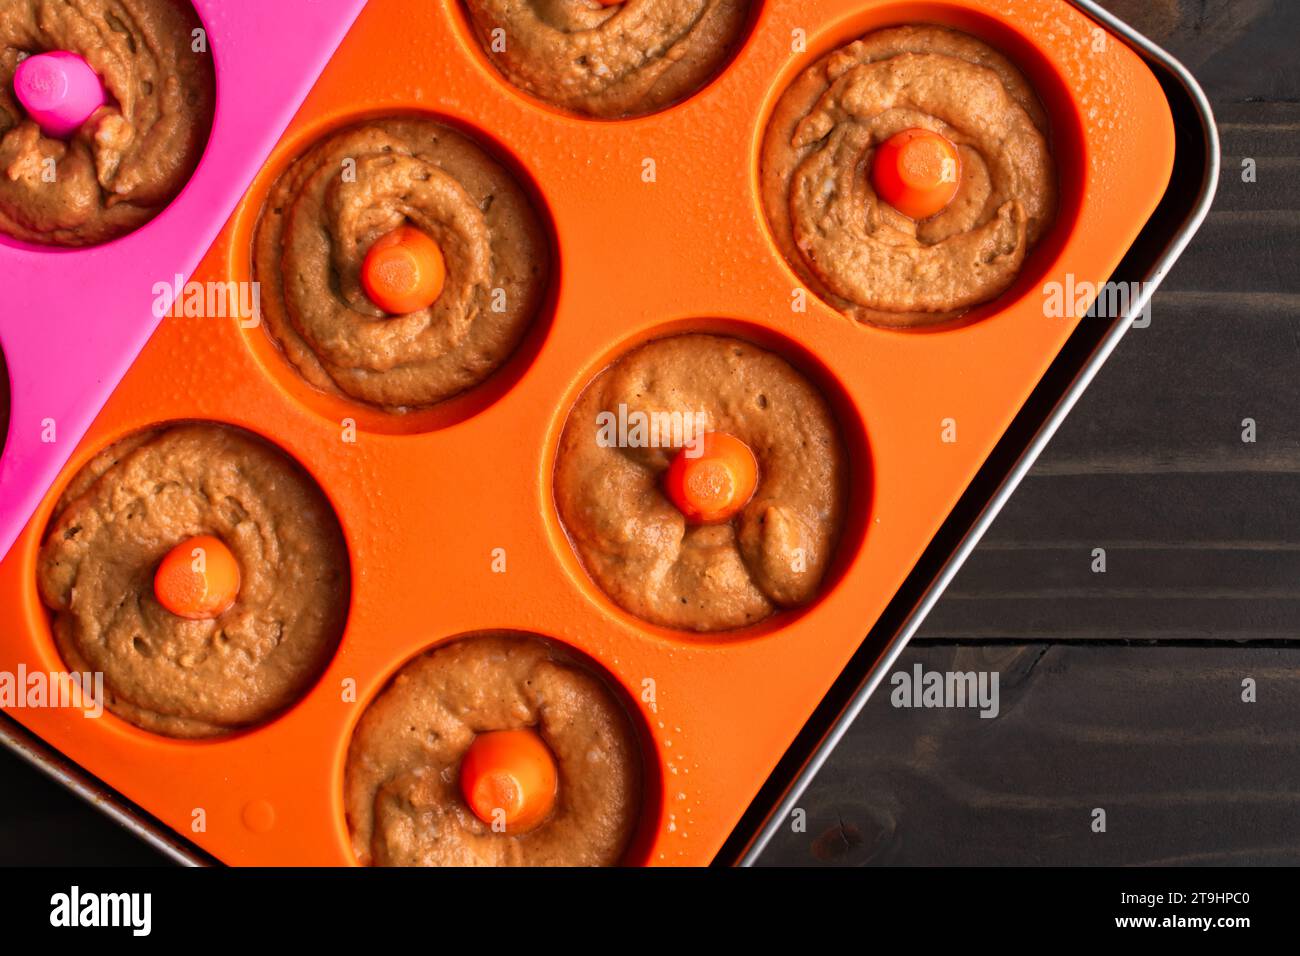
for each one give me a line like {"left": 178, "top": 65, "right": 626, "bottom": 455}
{"left": 13, "top": 51, "right": 106, "bottom": 138}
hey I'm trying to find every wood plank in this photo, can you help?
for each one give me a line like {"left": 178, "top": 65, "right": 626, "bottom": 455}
{"left": 757, "top": 644, "right": 1300, "bottom": 865}
{"left": 1106, "top": 0, "right": 1300, "bottom": 102}
{"left": 928, "top": 469, "right": 1300, "bottom": 641}
{"left": 1040, "top": 300, "right": 1300, "bottom": 469}
{"left": 1161, "top": 212, "right": 1299, "bottom": 294}
{"left": 919, "top": 597, "right": 1300, "bottom": 641}
{"left": 1214, "top": 100, "right": 1300, "bottom": 212}
{"left": 945, "top": 546, "right": 1300, "bottom": 599}
{"left": 976, "top": 472, "right": 1300, "bottom": 545}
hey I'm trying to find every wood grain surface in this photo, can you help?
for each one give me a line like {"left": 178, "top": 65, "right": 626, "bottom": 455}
{"left": 1, "top": 0, "right": 1295, "bottom": 866}
{"left": 760, "top": 644, "right": 1300, "bottom": 865}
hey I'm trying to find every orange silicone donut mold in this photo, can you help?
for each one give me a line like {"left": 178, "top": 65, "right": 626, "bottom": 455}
{"left": 0, "top": 0, "right": 1175, "bottom": 866}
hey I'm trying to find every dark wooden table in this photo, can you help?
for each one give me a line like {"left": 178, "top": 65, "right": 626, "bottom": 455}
{"left": 1, "top": 0, "right": 1295, "bottom": 866}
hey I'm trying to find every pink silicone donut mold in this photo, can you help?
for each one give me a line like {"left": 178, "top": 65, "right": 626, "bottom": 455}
{"left": 0, "top": 0, "right": 369, "bottom": 561}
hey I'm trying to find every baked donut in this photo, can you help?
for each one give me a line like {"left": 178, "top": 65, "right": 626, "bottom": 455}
{"left": 554, "top": 333, "right": 847, "bottom": 632}
{"left": 0, "top": 0, "right": 214, "bottom": 246}
{"left": 253, "top": 117, "right": 550, "bottom": 411}
{"left": 345, "top": 633, "right": 641, "bottom": 867}
{"left": 463, "top": 0, "right": 751, "bottom": 119}
{"left": 36, "top": 423, "right": 349, "bottom": 738}
{"left": 761, "top": 25, "right": 1056, "bottom": 326}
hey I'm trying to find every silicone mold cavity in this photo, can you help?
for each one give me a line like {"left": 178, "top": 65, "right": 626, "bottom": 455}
{"left": 544, "top": 317, "right": 873, "bottom": 646}
{"left": 230, "top": 108, "right": 561, "bottom": 436}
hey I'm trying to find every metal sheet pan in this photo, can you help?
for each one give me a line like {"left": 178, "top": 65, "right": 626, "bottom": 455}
{"left": 2, "top": 0, "right": 1219, "bottom": 869}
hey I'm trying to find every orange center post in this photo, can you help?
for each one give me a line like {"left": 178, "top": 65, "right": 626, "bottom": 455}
{"left": 153, "top": 534, "right": 241, "bottom": 620}
{"left": 870, "top": 127, "right": 963, "bottom": 220}
{"left": 459, "top": 729, "right": 559, "bottom": 832}
{"left": 664, "top": 431, "right": 759, "bottom": 524}
{"left": 360, "top": 225, "right": 446, "bottom": 315}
